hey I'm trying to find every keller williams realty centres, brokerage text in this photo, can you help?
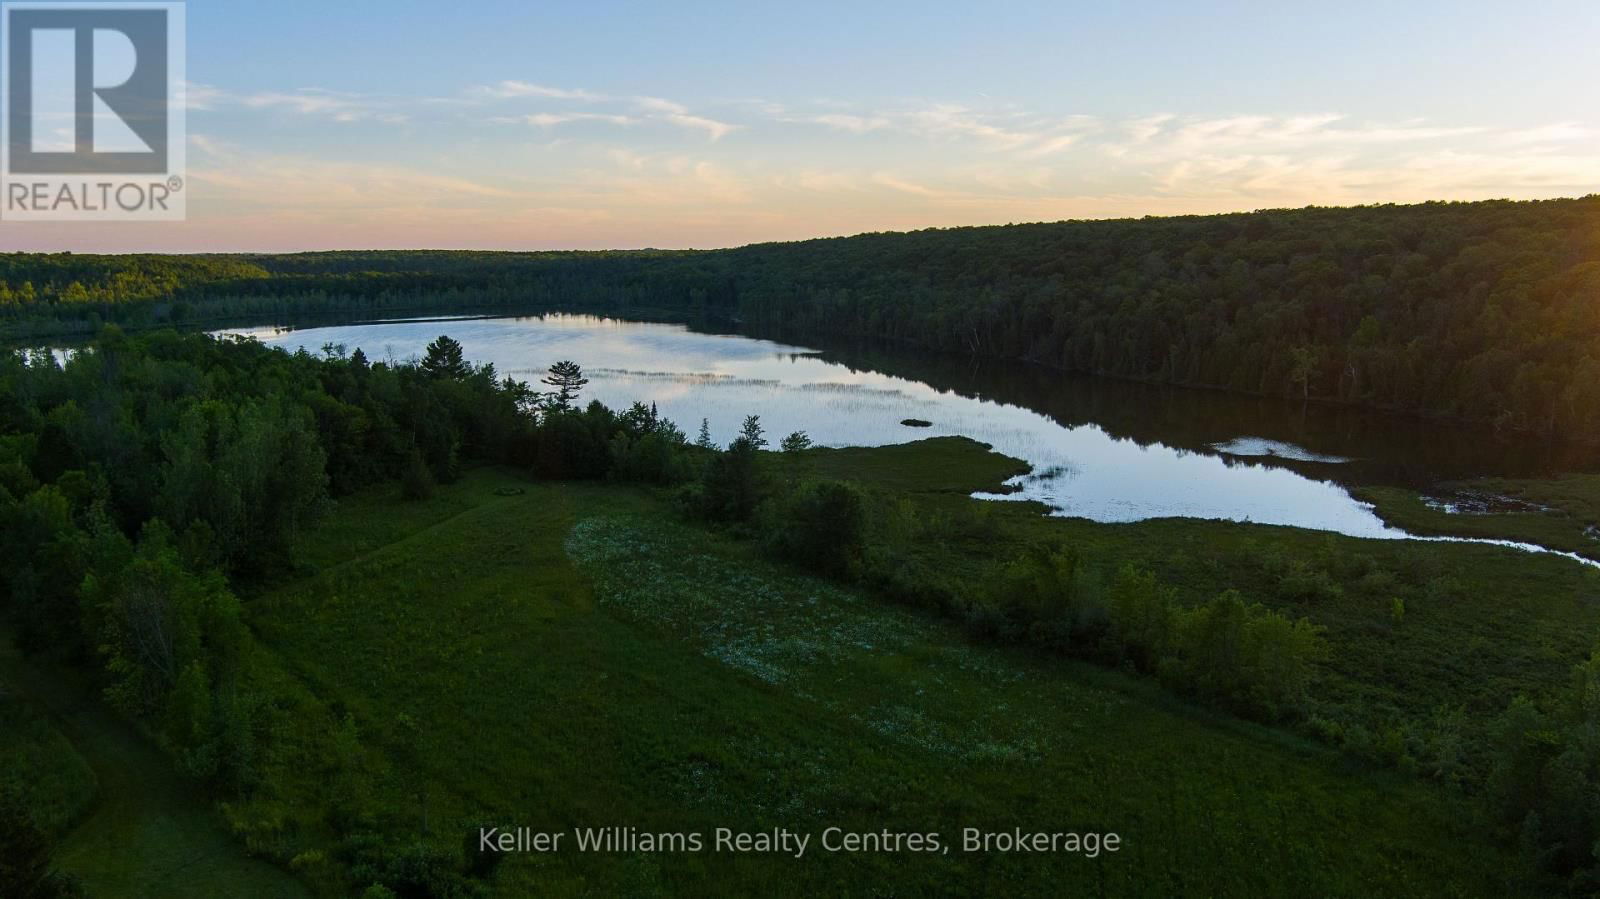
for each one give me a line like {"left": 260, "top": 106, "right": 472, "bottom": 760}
{"left": 478, "top": 826, "right": 1124, "bottom": 860}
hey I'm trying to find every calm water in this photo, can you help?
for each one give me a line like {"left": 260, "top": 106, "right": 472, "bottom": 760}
{"left": 223, "top": 313, "right": 1599, "bottom": 560}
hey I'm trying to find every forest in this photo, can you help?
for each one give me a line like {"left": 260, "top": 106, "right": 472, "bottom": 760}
{"left": 3, "top": 196, "right": 1600, "bottom": 444}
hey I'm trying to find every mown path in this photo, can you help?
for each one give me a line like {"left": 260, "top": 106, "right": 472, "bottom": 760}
{"left": 0, "top": 635, "right": 307, "bottom": 898}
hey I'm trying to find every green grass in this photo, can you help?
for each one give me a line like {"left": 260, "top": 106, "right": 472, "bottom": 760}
{"left": 1359, "top": 475, "right": 1600, "bottom": 562}
{"left": 1479, "top": 474, "right": 1600, "bottom": 522}
{"left": 284, "top": 477, "right": 497, "bottom": 574}
{"left": 226, "top": 461, "right": 1542, "bottom": 895}
{"left": 0, "top": 633, "right": 307, "bottom": 897}
{"left": 805, "top": 436, "right": 1032, "bottom": 495}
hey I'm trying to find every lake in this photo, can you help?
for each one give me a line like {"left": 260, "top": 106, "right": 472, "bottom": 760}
{"left": 222, "top": 312, "right": 1599, "bottom": 560}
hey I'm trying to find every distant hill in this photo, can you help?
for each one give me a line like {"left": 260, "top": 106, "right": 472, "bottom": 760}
{"left": 5, "top": 195, "right": 1600, "bottom": 443}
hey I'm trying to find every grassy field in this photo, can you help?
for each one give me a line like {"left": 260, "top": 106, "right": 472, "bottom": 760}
{"left": 1359, "top": 475, "right": 1600, "bottom": 562}
{"left": 15, "top": 436, "right": 1592, "bottom": 895}
{"left": 221, "top": 455, "right": 1560, "bottom": 895}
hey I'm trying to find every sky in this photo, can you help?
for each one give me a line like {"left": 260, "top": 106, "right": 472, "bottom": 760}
{"left": 4, "top": 0, "right": 1599, "bottom": 251}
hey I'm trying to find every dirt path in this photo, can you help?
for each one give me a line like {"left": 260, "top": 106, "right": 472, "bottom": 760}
{"left": 0, "top": 636, "right": 308, "bottom": 898}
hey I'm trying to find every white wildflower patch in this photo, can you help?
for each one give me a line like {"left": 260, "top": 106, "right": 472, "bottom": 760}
{"left": 565, "top": 516, "right": 1053, "bottom": 764}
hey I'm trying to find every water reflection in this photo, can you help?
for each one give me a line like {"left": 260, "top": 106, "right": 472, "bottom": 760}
{"left": 1209, "top": 438, "right": 1356, "bottom": 465}
{"left": 226, "top": 313, "right": 1598, "bottom": 556}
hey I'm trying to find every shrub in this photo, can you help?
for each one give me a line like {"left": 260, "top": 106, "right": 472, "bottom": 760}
{"left": 1484, "top": 652, "right": 1600, "bottom": 883}
{"left": 400, "top": 448, "right": 435, "bottom": 501}
{"left": 765, "top": 481, "right": 866, "bottom": 579}
{"left": 343, "top": 834, "right": 482, "bottom": 899}
{"left": 1275, "top": 559, "right": 1343, "bottom": 603}
{"left": 694, "top": 440, "right": 763, "bottom": 523}
{"left": 608, "top": 430, "right": 691, "bottom": 485}
{"left": 1170, "top": 589, "right": 1327, "bottom": 720}
{"left": 0, "top": 786, "right": 82, "bottom": 898}
{"left": 1107, "top": 565, "right": 1178, "bottom": 670}
{"left": 985, "top": 543, "right": 1105, "bottom": 649}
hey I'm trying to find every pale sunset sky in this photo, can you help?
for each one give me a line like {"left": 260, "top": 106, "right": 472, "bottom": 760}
{"left": 4, "top": 0, "right": 1599, "bottom": 251}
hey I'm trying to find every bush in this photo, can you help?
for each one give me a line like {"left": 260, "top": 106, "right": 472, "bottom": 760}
{"left": 1107, "top": 565, "right": 1177, "bottom": 670}
{"left": 343, "top": 834, "right": 484, "bottom": 899}
{"left": 530, "top": 410, "right": 610, "bottom": 480}
{"left": 694, "top": 440, "right": 763, "bottom": 523}
{"left": 0, "top": 786, "right": 82, "bottom": 898}
{"left": 982, "top": 543, "right": 1105, "bottom": 650}
{"left": 1484, "top": 652, "right": 1600, "bottom": 884}
{"left": 1168, "top": 589, "right": 1327, "bottom": 720}
{"left": 608, "top": 430, "right": 691, "bottom": 485}
{"left": 1274, "top": 559, "right": 1343, "bottom": 603}
{"left": 400, "top": 448, "right": 435, "bottom": 501}
{"left": 765, "top": 480, "right": 866, "bottom": 579}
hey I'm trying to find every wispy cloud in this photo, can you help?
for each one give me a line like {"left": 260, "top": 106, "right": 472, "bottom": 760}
{"left": 1499, "top": 122, "right": 1595, "bottom": 146}
{"left": 1016, "top": 134, "right": 1081, "bottom": 159}
{"left": 1139, "top": 114, "right": 1484, "bottom": 154}
{"left": 871, "top": 173, "right": 946, "bottom": 197}
{"left": 240, "top": 90, "right": 365, "bottom": 118}
{"left": 188, "top": 133, "right": 242, "bottom": 160}
{"left": 630, "top": 97, "right": 739, "bottom": 139}
{"left": 904, "top": 104, "right": 1040, "bottom": 149}
{"left": 654, "top": 112, "right": 738, "bottom": 140}
{"left": 463, "top": 85, "right": 740, "bottom": 140}
{"left": 472, "top": 81, "right": 607, "bottom": 101}
{"left": 493, "top": 112, "right": 638, "bottom": 127}
{"left": 776, "top": 101, "right": 1096, "bottom": 157}
{"left": 180, "top": 81, "right": 225, "bottom": 111}
{"left": 192, "top": 151, "right": 530, "bottom": 207}
{"left": 1126, "top": 114, "right": 1174, "bottom": 145}
{"left": 634, "top": 96, "right": 689, "bottom": 115}
{"left": 798, "top": 113, "right": 891, "bottom": 133}
{"left": 186, "top": 83, "right": 409, "bottom": 123}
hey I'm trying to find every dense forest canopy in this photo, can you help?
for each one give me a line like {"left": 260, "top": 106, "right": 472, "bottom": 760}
{"left": 4, "top": 196, "right": 1600, "bottom": 442}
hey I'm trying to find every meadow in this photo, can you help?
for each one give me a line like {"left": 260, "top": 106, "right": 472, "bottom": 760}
{"left": 201, "top": 438, "right": 1597, "bottom": 895}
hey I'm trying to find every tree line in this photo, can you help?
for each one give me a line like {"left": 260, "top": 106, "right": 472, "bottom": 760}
{"left": 5, "top": 197, "right": 1600, "bottom": 444}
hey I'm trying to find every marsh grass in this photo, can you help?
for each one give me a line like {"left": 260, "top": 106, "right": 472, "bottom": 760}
{"left": 1360, "top": 476, "right": 1600, "bottom": 563}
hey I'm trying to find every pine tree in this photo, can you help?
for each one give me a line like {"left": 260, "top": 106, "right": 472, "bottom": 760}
{"left": 738, "top": 415, "right": 767, "bottom": 449}
{"left": 421, "top": 335, "right": 469, "bottom": 379}
{"left": 542, "top": 360, "right": 588, "bottom": 411}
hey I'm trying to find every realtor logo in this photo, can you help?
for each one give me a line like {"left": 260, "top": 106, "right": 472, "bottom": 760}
{"left": 2, "top": 1, "right": 186, "bottom": 220}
